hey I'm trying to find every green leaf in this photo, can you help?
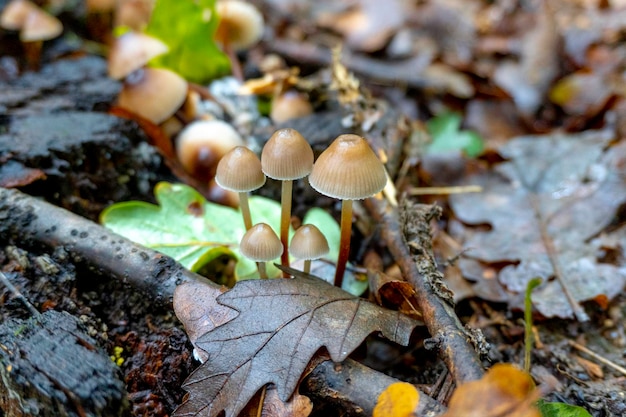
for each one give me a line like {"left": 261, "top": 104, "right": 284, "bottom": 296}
{"left": 145, "top": 0, "right": 230, "bottom": 83}
{"left": 426, "top": 112, "right": 484, "bottom": 157}
{"left": 100, "top": 182, "right": 283, "bottom": 280}
{"left": 537, "top": 400, "right": 593, "bottom": 417}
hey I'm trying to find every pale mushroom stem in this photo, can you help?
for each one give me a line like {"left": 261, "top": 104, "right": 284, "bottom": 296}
{"left": 303, "top": 260, "right": 311, "bottom": 275}
{"left": 238, "top": 192, "right": 253, "bottom": 230}
{"left": 279, "top": 180, "right": 292, "bottom": 275}
{"left": 256, "top": 262, "right": 268, "bottom": 279}
{"left": 334, "top": 199, "right": 353, "bottom": 288}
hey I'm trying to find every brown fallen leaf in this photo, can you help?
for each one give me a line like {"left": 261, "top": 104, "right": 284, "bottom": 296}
{"left": 368, "top": 269, "right": 423, "bottom": 321}
{"left": 450, "top": 129, "right": 626, "bottom": 318}
{"left": 173, "top": 276, "right": 418, "bottom": 417}
{"left": 440, "top": 363, "right": 540, "bottom": 417}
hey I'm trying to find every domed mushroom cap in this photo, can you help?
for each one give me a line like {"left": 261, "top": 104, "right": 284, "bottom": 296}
{"left": 240, "top": 223, "right": 283, "bottom": 262}
{"left": 117, "top": 67, "right": 187, "bottom": 124}
{"left": 261, "top": 128, "right": 313, "bottom": 180}
{"left": 290, "top": 224, "right": 329, "bottom": 260}
{"left": 309, "top": 134, "right": 387, "bottom": 200}
{"left": 215, "top": 0, "right": 264, "bottom": 50}
{"left": 108, "top": 31, "right": 169, "bottom": 79}
{"left": 20, "top": 7, "right": 63, "bottom": 42}
{"left": 176, "top": 119, "right": 244, "bottom": 181}
{"left": 215, "top": 146, "right": 266, "bottom": 192}
{"left": 0, "top": 0, "right": 37, "bottom": 30}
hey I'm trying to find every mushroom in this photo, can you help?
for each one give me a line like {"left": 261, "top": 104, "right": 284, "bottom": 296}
{"left": 114, "top": 0, "right": 154, "bottom": 32}
{"left": 214, "top": 0, "right": 264, "bottom": 80}
{"left": 0, "top": 0, "right": 63, "bottom": 70}
{"left": 270, "top": 90, "right": 313, "bottom": 124}
{"left": 239, "top": 223, "right": 283, "bottom": 279}
{"left": 308, "top": 134, "right": 386, "bottom": 288}
{"left": 290, "top": 224, "right": 329, "bottom": 275}
{"left": 117, "top": 67, "right": 187, "bottom": 124}
{"left": 108, "top": 31, "right": 168, "bottom": 79}
{"left": 261, "top": 128, "right": 313, "bottom": 270}
{"left": 215, "top": 146, "right": 266, "bottom": 230}
{"left": 175, "top": 119, "right": 244, "bottom": 182}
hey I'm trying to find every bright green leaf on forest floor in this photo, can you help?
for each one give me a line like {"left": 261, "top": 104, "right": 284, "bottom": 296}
{"left": 100, "top": 182, "right": 347, "bottom": 286}
{"left": 144, "top": 0, "right": 230, "bottom": 83}
{"left": 426, "top": 112, "right": 484, "bottom": 157}
{"left": 100, "top": 182, "right": 281, "bottom": 280}
{"left": 537, "top": 400, "right": 593, "bottom": 417}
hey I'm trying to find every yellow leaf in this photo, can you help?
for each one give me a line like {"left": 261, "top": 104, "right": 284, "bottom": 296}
{"left": 373, "top": 382, "right": 420, "bottom": 417}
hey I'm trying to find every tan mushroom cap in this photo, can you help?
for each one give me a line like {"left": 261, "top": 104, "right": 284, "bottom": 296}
{"left": 215, "top": 0, "right": 264, "bottom": 50}
{"left": 309, "top": 134, "right": 387, "bottom": 200}
{"left": 290, "top": 224, "right": 329, "bottom": 260}
{"left": 240, "top": 223, "right": 283, "bottom": 262}
{"left": 175, "top": 119, "right": 244, "bottom": 181}
{"left": 117, "top": 67, "right": 187, "bottom": 124}
{"left": 20, "top": 7, "right": 63, "bottom": 42}
{"left": 261, "top": 128, "right": 313, "bottom": 180}
{"left": 215, "top": 146, "right": 266, "bottom": 192}
{"left": 108, "top": 31, "right": 169, "bottom": 79}
{"left": 0, "top": 0, "right": 37, "bottom": 30}
{"left": 270, "top": 90, "right": 313, "bottom": 124}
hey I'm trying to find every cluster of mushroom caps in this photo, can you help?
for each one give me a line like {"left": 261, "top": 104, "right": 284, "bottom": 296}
{"left": 215, "top": 128, "right": 387, "bottom": 287}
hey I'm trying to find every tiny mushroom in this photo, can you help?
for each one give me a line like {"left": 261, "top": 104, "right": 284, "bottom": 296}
{"left": 290, "top": 224, "right": 329, "bottom": 275}
{"left": 175, "top": 119, "right": 244, "bottom": 183}
{"left": 215, "top": 0, "right": 264, "bottom": 51}
{"left": 239, "top": 223, "right": 283, "bottom": 279}
{"left": 270, "top": 90, "right": 313, "bottom": 124}
{"left": 214, "top": 0, "right": 264, "bottom": 80}
{"left": 308, "top": 134, "right": 387, "bottom": 288}
{"left": 117, "top": 67, "right": 187, "bottom": 124}
{"left": 1, "top": 0, "right": 63, "bottom": 70}
{"left": 215, "top": 146, "right": 266, "bottom": 230}
{"left": 108, "top": 31, "right": 168, "bottom": 79}
{"left": 261, "top": 128, "right": 313, "bottom": 271}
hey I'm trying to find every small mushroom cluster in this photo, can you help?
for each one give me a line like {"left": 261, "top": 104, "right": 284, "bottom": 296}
{"left": 215, "top": 128, "right": 386, "bottom": 287}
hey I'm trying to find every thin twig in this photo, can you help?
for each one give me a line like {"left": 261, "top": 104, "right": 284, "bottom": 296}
{"left": 528, "top": 195, "right": 589, "bottom": 322}
{"left": 365, "top": 197, "right": 485, "bottom": 384}
{"left": 568, "top": 340, "right": 626, "bottom": 377}
{"left": 407, "top": 185, "right": 483, "bottom": 195}
{"left": 0, "top": 270, "right": 40, "bottom": 317}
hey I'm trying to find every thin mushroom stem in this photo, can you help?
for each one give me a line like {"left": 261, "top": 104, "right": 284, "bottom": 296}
{"left": 334, "top": 199, "right": 353, "bottom": 288}
{"left": 280, "top": 180, "right": 293, "bottom": 274}
{"left": 303, "top": 259, "right": 311, "bottom": 275}
{"left": 238, "top": 192, "right": 253, "bottom": 230}
{"left": 257, "top": 262, "right": 268, "bottom": 279}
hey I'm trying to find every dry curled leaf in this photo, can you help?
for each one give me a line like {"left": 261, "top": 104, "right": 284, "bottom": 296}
{"left": 440, "top": 364, "right": 540, "bottom": 417}
{"left": 173, "top": 276, "right": 418, "bottom": 417}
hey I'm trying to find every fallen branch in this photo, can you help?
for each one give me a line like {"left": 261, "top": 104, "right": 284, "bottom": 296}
{"left": 0, "top": 187, "right": 446, "bottom": 414}
{"left": 365, "top": 197, "right": 485, "bottom": 384}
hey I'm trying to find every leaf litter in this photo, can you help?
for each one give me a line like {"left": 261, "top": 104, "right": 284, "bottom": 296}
{"left": 172, "top": 275, "right": 419, "bottom": 417}
{"left": 450, "top": 128, "right": 626, "bottom": 318}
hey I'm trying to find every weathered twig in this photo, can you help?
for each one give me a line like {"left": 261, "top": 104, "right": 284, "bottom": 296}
{"left": 0, "top": 186, "right": 216, "bottom": 305}
{"left": 365, "top": 197, "right": 485, "bottom": 384}
{"left": 0, "top": 188, "right": 446, "bottom": 414}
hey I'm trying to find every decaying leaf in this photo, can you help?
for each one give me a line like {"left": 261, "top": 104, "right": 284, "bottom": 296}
{"left": 173, "top": 276, "right": 419, "bottom": 417}
{"left": 440, "top": 363, "right": 540, "bottom": 417}
{"left": 450, "top": 129, "right": 626, "bottom": 318}
{"left": 373, "top": 382, "right": 420, "bottom": 417}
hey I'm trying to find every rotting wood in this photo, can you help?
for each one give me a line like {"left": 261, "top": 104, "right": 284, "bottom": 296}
{"left": 0, "top": 310, "right": 129, "bottom": 417}
{"left": 0, "top": 187, "right": 447, "bottom": 415}
{"left": 366, "top": 197, "right": 485, "bottom": 385}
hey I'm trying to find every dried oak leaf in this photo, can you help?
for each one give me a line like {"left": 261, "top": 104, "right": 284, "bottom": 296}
{"left": 440, "top": 363, "right": 540, "bottom": 417}
{"left": 173, "top": 276, "right": 418, "bottom": 417}
{"left": 450, "top": 129, "right": 626, "bottom": 318}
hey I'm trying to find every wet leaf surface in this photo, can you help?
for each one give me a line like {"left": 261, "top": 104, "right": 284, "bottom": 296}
{"left": 450, "top": 130, "right": 626, "bottom": 317}
{"left": 173, "top": 276, "right": 418, "bottom": 417}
